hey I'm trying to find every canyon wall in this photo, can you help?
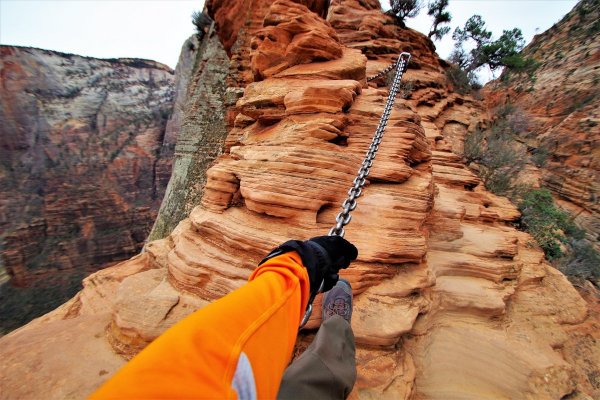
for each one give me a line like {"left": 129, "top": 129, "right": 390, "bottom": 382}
{"left": 0, "top": 1, "right": 598, "bottom": 399}
{"left": 0, "top": 45, "right": 186, "bottom": 333}
{"left": 484, "top": 0, "right": 599, "bottom": 242}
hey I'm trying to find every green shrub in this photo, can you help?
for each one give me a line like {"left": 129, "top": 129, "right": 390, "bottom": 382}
{"left": 400, "top": 80, "right": 415, "bottom": 99}
{"left": 494, "top": 103, "right": 516, "bottom": 119}
{"left": 480, "top": 136, "right": 527, "bottom": 196}
{"left": 518, "top": 189, "right": 582, "bottom": 259}
{"left": 445, "top": 66, "right": 479, "bottom": 94}
{"left": 502, "top": 53, "right": 540, "bottom": 76}
{"left": 505, "top": 108, "right": 530, "bottom": 134}
{"left": 463, "top": 128, "right": 485, "bottom": 162}
{"left": 464, "top": 118, "right": 527, "bottom": 196}
{"left": 386, "top": 76, "right": 415, "bottom": 99}
{"left": 559, "top": 240, "right": 600, "bottom": 283}
{"left": 387, "top": 0, "right": 422, "bottom": 26}
{"left": 531, "top": 144, "right": 550, "bottom": 167}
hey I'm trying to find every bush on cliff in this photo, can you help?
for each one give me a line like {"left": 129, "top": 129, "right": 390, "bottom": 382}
{"left": 452, "top": 16, "right": 535, "bottom": 74}
{"left": 445, "top": 65, "right": 479, "bottom": 95}
{"left": 192, "top": 11, "right": 212, "bottom": 40}
{"left": 558, "top": 240, "right": 600, "bottom": 284}
{"left": 517, "top": 189, "right": 599, "bottom": 286}
{"left": 518, "top": 188, "right": 583, "bottom": 259}
{"left": 447, "top": 15, "right": 538, "bottom": 92}
{"left": 462, "top": 119, "right": 527, "bottom": 197}
{"left": 462, "top": 105, "right": 598, "bottom": 285}
{"left": 463, "top": 128, "right": 485, "bottom": 162}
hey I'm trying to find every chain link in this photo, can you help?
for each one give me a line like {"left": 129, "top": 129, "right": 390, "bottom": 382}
{"left": 299, "top": 52, "right": 412, "bottom": 329}
{"left": 366, "top": 61, "right": 396, "bottom": 82}
{"left": 328, "top": 52, "right": 412, "bottom": 238}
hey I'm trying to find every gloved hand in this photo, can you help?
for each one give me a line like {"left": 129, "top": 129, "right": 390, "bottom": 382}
{"left": 259, "top": 236, "right": 358, "bottom": 298}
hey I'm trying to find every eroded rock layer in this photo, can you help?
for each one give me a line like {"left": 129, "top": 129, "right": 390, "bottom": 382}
{"left": 0, "top": 1, "right": 598, "bottom": 399}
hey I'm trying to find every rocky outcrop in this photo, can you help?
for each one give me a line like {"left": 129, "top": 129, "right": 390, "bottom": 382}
{"left": 484, "top": 0, "right": 600, "bottom": 242}
{"left": 1, "top": 0, "right": 599, "bottom": 399}
{"left": 147, "top": 25, "right": 230, "bottom": 241}
{"left": 155, "top": 35, "right": 201, "bottom": 201}
{"left": 0, "top": 46, "right": 176, "bottom": 332}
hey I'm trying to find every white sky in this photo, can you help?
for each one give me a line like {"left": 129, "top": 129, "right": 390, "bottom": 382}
{"left": 1, "top": 0, "right": 578, "bottom": 79}
{"left": 0, "top": 0, "right": 203, "bottom": 69}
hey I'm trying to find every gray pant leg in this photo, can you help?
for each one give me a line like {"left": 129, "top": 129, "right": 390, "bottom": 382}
{"left": 277, "top": 315, "right": 356, "bottom": 400}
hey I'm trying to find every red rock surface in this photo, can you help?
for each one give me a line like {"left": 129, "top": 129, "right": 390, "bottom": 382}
{"left": 0, "top": 46, "right": 179, "bottom": 332}
{"left": 0, "top": 1, "right": 599, "bottom": 399}
{"left": 484, "top": 0, "right": 600, "bottom": 242}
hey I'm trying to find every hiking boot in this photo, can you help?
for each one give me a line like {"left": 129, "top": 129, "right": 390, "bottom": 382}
{"left": 322, "top": 278, "right": 352, "bottom": 324}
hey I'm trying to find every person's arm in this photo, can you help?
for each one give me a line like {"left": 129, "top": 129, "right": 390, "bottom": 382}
{"left": 90, "top": 235, "right": 357, "bottom": 399}
{"left": 90, "top": 251, "right": 310, "bottom": 400}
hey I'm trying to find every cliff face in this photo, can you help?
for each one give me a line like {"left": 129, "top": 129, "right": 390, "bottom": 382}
{"left": 0, "top": 46, "right": 178, "bottom": 332}
{"left": 484, "top": 0, "right": 600, "bottom": 241}
{"left": 1, "top": 1, "right": 599, "bottom": 399}
{"left": 148, "top": 26, "right": 230, "bottom": 241}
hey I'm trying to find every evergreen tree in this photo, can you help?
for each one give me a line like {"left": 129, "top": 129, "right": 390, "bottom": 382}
{"left": 388, "top": 0, "right": 423, "bottom": 26}
{"left": 427, "top": 0, "right": 452, "bottom": 41}
{"left": 452, "top": 15, "right": 527, "bottom": 73}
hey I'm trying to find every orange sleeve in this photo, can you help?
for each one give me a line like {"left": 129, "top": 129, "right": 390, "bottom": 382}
{"left": 90, "top": 251, "right": 310, "bottom": 399}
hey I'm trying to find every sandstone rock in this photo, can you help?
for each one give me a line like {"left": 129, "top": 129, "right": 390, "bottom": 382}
{"left": 1, "top": 1, "right": 599, "bottom": 399}
{"left": 414, "top": 324, "right": 575, "bottom": 399}
{"left": 237, "top": 78, "right": 362, "bottom": 121}
{"left": 156, "top": 35, "right": 201, "bottom": 193}
{"left": 251, "top": 0, "right": 343, "bottom": 80}
{"left": 274, "top": 48, "right": 367, "bottom": 81}
{"left": 0, "top": 315, "right": 124, "bottom": 399}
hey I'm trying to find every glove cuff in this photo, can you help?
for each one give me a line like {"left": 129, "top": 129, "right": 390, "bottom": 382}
{"left": 259, "top": 240, "right": 331, "bottom": 271}
{"left": 258, "top": 240, "right": 332, "bottom": 295}
{"left": 258, "top": 241, "right": 301, "bottom": 267}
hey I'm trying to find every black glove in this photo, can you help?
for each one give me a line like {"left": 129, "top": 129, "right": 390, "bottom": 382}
{"left": 259, "top": 236, "right": 358, "bottom": 297}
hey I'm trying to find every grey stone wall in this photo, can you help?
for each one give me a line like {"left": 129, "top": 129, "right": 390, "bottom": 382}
{"left": 148, "top": 26, "right": 230, "bottom": 241}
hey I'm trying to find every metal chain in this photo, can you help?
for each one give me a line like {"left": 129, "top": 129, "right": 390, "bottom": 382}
{"left": 299, "top": 52, "right": 412, "bottom": 329}
{"left": 366, "top": 61, "right": 397, "bottom": 82}
{"left": 328, "top": 52, "right": 412, "bottom": 238}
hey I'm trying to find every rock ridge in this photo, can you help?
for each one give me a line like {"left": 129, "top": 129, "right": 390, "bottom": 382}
{"left": 0, "top": 1, "right": 598, "bottom": 399}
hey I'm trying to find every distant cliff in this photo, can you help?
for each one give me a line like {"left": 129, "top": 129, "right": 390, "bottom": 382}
{"left": 0, "top": 44, "right": 192, "bottom": 333}
{"left": 484, "top": 0, "right": 599, "bottom": 242}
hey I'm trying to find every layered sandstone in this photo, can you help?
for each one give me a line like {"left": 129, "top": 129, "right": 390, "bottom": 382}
{"left": 0, "top": 46, "right": 178, "bottom": 333}
{"left": 484, "top": 0, "right": 600, "bottom": 242}
{"left": 1, "top": 1, "right": 599, "bottom": 399}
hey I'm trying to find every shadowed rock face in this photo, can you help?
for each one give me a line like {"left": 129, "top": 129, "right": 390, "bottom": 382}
{"left": 0, "top": 46, "right": 178, "bottom": 332}
{"left": 0, "top": 1, "right": 599, "bottom": 399}
{"left": 147, "top": 28, "right": 230, "bottom": 241}
{"left": 484, "top": 0, "right": 600, "bottom": 242}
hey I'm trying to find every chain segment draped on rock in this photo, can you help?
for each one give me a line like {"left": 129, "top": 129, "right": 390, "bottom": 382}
{"left": 300, "top": 52, "right": 412, "bottom": 329}
{"left": 328, "top": 52, "right": 412, "bottom": 238}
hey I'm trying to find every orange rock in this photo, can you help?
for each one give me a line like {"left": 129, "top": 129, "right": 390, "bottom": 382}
{"left": 1, "top": 1, "right": 599, "bottom": 399}
{"left": 251, "top": 0, "right": 343, "bottom": 80}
